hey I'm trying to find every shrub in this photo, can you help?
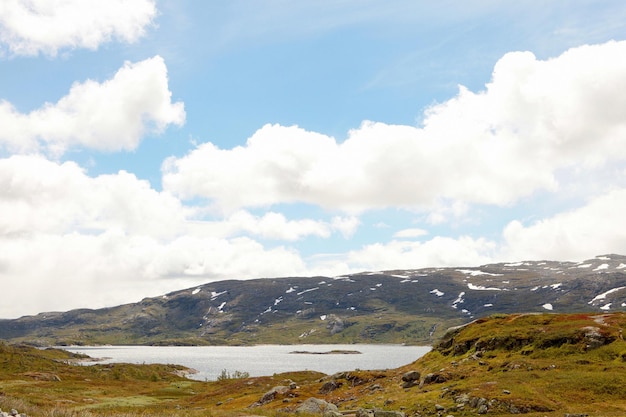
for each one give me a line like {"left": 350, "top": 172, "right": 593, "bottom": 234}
{"left": 216, "top": 369, "right": 250, "bottom": 381}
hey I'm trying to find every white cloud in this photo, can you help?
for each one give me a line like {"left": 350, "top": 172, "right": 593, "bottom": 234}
{"left": 0, "top": 56, "right": 185, "bottom": 155}
{"left": 331, "top": 216, "right": 360, "bottom": 238}
{"left": 0, "top": 0, "right": 157, "bottom": 56}
{"left": 393, "top": 228, "right": 428, "bottom": 239}
{"left": 0, "top": 231, "right": 306, "bottom": 318}
{"left": 0, "top": 155, "right": 354, "bottom": 317}
{"left": 0, "top": 155, "right": 188, "bottom": 238}
{"left": 502, "top": 188, "right": 626, "bottom": 261}
{"left": 309, "top": 236, "right": 496, "bottom": 275}
{"left": 163, "top": 41, "right": 626, "bottom": 214}
{"left": 191, "top": 210, "right": 359, "bottom": 241}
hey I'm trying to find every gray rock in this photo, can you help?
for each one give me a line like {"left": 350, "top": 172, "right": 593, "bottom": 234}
{"left": 373, "top": 410, "right": 404, "bottom": 417}
{"left": 319, "top": 380, "right": 342, "bottom": 393}
{"left": 296, "top": 398, "right": 339, "bottom": 414}
{"left": 356, "top": 408, "right": 375, "bottom": 417}
{"left": 259, "top": 385, "right": 290, "bottom": 404}
{"left": 401, "top": 370, "right": 420, "bottom": 382}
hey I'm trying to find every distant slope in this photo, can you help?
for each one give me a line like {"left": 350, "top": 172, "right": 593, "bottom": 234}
{"left": 2, "top": 254, "right": 626, "bottom": 346}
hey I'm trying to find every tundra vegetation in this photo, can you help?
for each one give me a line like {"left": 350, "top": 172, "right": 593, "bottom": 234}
{"left": 3, "top": 312, "right": 626, "bottom": 416}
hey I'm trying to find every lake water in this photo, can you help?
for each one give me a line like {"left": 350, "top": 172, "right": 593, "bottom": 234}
{"left": 65, "top": 344, "right": 431, "bottom": 381}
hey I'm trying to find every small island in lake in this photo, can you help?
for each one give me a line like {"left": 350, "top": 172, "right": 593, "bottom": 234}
{"left": 289, "top": 349, "right": 362, "bottom": 355}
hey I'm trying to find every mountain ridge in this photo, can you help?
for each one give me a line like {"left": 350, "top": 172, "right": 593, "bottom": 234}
{"left": 2, "top": 254, "right": 626, "bottom": 346}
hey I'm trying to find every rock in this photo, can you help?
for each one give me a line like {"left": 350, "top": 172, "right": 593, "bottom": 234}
{"left": 502, "top": 389, "right": 511, "bottom": 394}
{"left": 401, "top": 380, "right": 417, "bottom": 388}
{"left": 401, "top": 370, "right": 420, "bottom": 382}
{"left": 564, "top": 414, "right": 589, "bottom": 417}
{"left": 421, "top": 372, "right": 448, "bottom": 385}
{"left": 477, "top": 404, "right": 488, "bottom": 414}
{"left": 258, "top": 385, "right": 290, "bottom": 404}
{"left": 319, "top": 380, "right": 342, "bottom": 394}
{"left": 401, "top": 371, "right": 420, "bottom": 389}
{"left": 326, "top": 315, "right": 346, "bottom": 335}
{"left": 373, "top": 410, "right": 404, "bottom": 417}
{"left": 434, "top": 404, "right": 445, "bottom": 411}
{"left": 455, "top": 393, "right": 470, "bottom": 404}
{"left": 356, "top": 408, "right": 375, "bottom": 417}
{"left": 284, "top": 378, "right": 298, "bottom": 389}
{"left": 295, "top": 398, "right": 339, "bottom": 414}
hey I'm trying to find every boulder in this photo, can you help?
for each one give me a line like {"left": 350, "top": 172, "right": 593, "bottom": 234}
{"left": 373, "top": 410, "right": 404, "bottom": 417}
{"left": 319, "top": 380, "right": 342, "bottom": 394}
{"left": 401, "top": 370, "right": 420, "bottom": 382}
{"left": 258, "top": 385, "right": 290, "bottom": 404}
{"left": 296, "top": 398, "right": 339, "bottom": 414}
{"left": 356, "top": 408, "right": 375, "bottom": 417}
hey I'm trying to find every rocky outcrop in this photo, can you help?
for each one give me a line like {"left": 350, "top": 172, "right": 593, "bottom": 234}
{"left": 253, "top": 385, "right": 292, "bottom": 406}
{"left": 295, "top": 398, "right": 339, "bottom": 414}
{"left": 400, "top": 370, "right": 420, "bottom": 388}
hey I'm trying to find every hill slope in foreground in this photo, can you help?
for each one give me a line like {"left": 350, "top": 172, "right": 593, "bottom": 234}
{"left": 3, "top": 254, "right": 626, "bottom": 346}
{"left": 3, "top": 312, "right": 626, "bottom": 416}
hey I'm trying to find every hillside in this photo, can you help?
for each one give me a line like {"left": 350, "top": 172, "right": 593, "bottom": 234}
{"left": 2, "top": 254, "right": 626, "bottom": 346}
{"left": 3, "top": 312, "right": 626, "bottom": 416}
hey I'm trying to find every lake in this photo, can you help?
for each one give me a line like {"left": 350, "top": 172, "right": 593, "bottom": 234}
{"left": 65, "top": 344, "right": 431, "bottom": 381}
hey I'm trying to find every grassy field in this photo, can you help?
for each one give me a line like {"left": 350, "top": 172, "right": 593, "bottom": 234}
{"left": 3, "top": 312, "right": 626, "bottom": 416}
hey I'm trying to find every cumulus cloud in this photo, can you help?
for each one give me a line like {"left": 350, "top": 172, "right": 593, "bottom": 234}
{"left": 502, "top": 188, "right": 626, "bottom": 261}
{"left": 0, "top": 231, "right": 307, "bottom": 318}
{"left": 191, "top": 210, "right": 358, "bottom": 241}
{"left": 393, "top": 228, "right": 428, "bottom": 238}
{"left": 309, "top": 236, "right": 497, "bottom": 275}
{"left": 0, "top": 56, "right": 185, "bottom": 155}
{"left": 0, "top": 155, "right": 188, "bottom": 237}
{"left": 0, "top": 0, "right": 157, "bottom": 56}
{"left": 163, "top": 40, "right": 626, "bottom": 213}
{"left": 0, "top": 155, "right": 351, "bottom": 317}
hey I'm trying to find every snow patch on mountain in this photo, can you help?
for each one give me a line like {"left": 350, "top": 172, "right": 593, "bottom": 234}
{"left": 457, "top": 269, "right": 503, "bottom": 277}
{"left": 430, "top": 289, "right": 444, "bottom": 297}
{"left": 589, "top": 287, "right": 626, "bottom": 305}
{"left": 297, "top": 287, "right": 319, "bottom": 295}
{"left": 593, "top": 264, "right": 609, "bottom": 271}
{"left": 467, "top": 283, "right": 502, "bottom": 291}
{"left": 210, "top": 291, "right": 227, "bottom": 300}
{"left": 452, "top": 292, "right": 465, "bottom": 309}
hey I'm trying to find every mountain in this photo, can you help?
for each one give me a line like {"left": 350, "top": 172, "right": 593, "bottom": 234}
{"left": 2, "top": 254, "right": 626, "bottom": 346}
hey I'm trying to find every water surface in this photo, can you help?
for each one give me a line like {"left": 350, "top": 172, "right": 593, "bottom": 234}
{"left": 66, "top": 344, "right": 430, "bottom": 381}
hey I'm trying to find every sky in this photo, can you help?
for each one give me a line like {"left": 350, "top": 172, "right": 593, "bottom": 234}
{"left": 1, "top": 0, "right": 626, "bottom": 318}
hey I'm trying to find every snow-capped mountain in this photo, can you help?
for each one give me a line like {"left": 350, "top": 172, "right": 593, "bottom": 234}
{"left": 2, "top": 255, "right": 626, "bottom": 346}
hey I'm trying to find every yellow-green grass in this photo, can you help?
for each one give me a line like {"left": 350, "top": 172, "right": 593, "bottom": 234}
{"left": 5, "top": 312, "right": 626, "bottom": 416}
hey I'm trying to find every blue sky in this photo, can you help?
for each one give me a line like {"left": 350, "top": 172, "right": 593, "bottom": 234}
{"left": 1, "top": 0, "right": 626, "bottom": 318}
